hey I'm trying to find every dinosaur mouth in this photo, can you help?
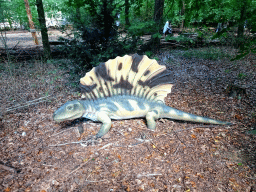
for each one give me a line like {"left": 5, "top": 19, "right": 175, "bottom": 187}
{"left": 53, "top": 113, "right": 84, "bottom": 122}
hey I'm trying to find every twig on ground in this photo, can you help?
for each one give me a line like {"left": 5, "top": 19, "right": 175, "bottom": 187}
{"left": 142, "top": 132, "right": 164, "bottom": 153}
{"left": 126, "top": 137, "right": 152, "bottom": 147}
{"left": 137, "top": 173, "right": 162, "bottom": 178}
{"left": 173, "top": 125, "right": 215, "bottom": 133}
{"left": 172, "top": 143, "right": 181, "bottom": 156}
{"left": 49, "top": 127, "right": 76, "bottom": 138}
{"left": 65, "top": 158, "right": 92, "bottom": 178}
{"left": 172, "top": 129, "right": 187, "bottom": 147}
{"left": 0, "top": 164, "right": 17, "bottom": 173}
{"left": 85, "top": 179, "right": 109, "bottom": 183}
{"left": 11, "top": 41, "right": 20, "bottom": 50}
{"left": 48, "top": 140, "right": 99, "bottom": 147}
{"left": 98, "top": 140, "right": 120, "bottom": 150}
{"left": 169, "top": 125, "right": 216, "bottom": 147}
{"left": 6, "top": 95, "right": 51, "bottom": 112}
{"left": 128, "top": 142, "right": 145, "bottom": 147}
{"left": 98, "top": 143, "right": 114, "bottom": 150}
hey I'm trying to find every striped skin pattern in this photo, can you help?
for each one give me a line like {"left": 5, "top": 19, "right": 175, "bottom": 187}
{"left": 53, "top": 54, "right": 231, "bottom": 138}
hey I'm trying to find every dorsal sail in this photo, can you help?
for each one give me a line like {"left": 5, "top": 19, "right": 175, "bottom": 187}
{"left": 80, "top": 54, "right": 173, "bottom": 103}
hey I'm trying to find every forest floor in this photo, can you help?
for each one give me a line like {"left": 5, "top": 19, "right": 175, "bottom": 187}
{"left": 0, "top": 46, "right": 256, "bottom": 191}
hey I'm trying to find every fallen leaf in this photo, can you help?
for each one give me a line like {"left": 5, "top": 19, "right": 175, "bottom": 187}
{"left": 191, "top": 134, "right": 197, "bottom": 139}
{"left": 4, "top": 187, "right": 11, "bottom": 192}
{"left": 150, "top": 183, "right": 155, "bottom": 187}
{"left": 190, "top": 181, "right": 196, "bottom": 187}
{"left": 146, "top": 154, "right": 153, "bottom": 159}
{"left": 234, "top": 114, "right": 243, "bottom": 120}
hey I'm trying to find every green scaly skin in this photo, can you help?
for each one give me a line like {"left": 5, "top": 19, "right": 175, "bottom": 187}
{"left": 53, "top": 95, "right": 232, "bottom": 138}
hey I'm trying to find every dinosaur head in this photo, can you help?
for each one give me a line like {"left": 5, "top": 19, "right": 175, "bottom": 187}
{"left": 53, "top": 100, "right": 85, "bottom": 122}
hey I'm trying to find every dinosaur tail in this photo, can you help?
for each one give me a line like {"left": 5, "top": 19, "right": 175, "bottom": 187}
{"left": 161, "top": 105, "right": 232, "bottom": 125}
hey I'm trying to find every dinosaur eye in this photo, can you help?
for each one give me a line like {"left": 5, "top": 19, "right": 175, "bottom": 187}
{"left": 66, "top": 105, "right": 74, "bottom": 111}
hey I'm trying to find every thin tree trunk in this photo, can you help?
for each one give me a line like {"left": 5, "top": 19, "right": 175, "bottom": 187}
{"left": 154, "top": 0, "right": 164, "bottom": 24}
{"left": 36, "top": 0, "right": 51, "bottom": 59}
{"left": 125, "top": 0, "right": 130, "bottom": 27}
{"left": 237, "top": 2, "right": 247, "bottom": 38}
{"left": 76, "top": 7, "right": 81, "bottom": 25}
{"left": 236, "top": 0, "right": 248, "bottom": 49}
{"left": 24, "top": 0, "right": 39, "bottom": 45}
{"left": 153, "top": 0, "right": 164, "bottom": 52}
{"left": 7, "top": 16, "right": 13, "bottom": 29}
{"left": 180, "top": 1, "right": 185, "bottom": 31}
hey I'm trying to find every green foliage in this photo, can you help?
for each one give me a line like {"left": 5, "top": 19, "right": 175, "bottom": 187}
{"left": 237, "top": 72, "right": 246, "bottom": 80}
{"left": 153, "top": 56, "right": 159, "bottom": 61}
{"left": 152, "top": 32, "right": 162, "bottom": 39}
{"left": 247, "top": 130, "right": 256, "bottom": 135}
{"left": 166, "top": 35, "right": 195, "bottom": 46}
{"left": 145, "top": 51, "right": 153, "bottom": 57}
{"left": 0, "top": 0, "right": 4, "bottom": 22}
{"left": 0, "top": 0, "right": 40, "bottom": 30}
{"left": 231, "top": 35, "right": 256, "bottom": 61}
{"left": 128, "top": 20, "right": 157, "bottom": 36}
{"left": 181, "top": 47, "right": 231, "bottom": 60}
{"left": 126, "top": 0, "right": 154, "bottom": 22}
{"left": 59, "top": 0, "right": 139, "bottom": 70}
{"left": 0, "top": 0, "right": 255, "bottom": 63}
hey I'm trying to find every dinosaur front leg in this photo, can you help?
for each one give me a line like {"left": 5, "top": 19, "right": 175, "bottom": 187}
{"left": 146, "top": 109, "right": 160, "bottom": 130}
{"left": 96, "top": 112, "right": 112, "bottom": 138}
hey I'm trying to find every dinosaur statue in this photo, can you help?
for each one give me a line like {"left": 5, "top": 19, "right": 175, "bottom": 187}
{"left": 53, "top": 54, "right": 232, "bottom": 138}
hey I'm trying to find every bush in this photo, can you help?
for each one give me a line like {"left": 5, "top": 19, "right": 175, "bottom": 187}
{"left": 59, "top": 29, "right": 139, "bottom": 70}
{"left": 128, "top": 20, "right": 157, "bottom": 36}
{"left": 58, "top": 0, "right": 140, "bottom": 70}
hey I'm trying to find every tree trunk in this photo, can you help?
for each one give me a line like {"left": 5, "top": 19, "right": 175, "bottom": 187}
{"left": 76, "top": 7, "right": 81, "bottom": 25}
{"left": 7, "top": 16, "right": 13, "bottom": 29}
{"left": 36, "top": 0, "right": 51, "bottom": 59}
{"left": 236, "top": 0, "right": 248, "bottom": 49}
{"left": 152, "top": 0, "right": 164, "bottom": 52}
{"left": 125, "top": 0, "right": 130, "bottom": 27}
{"left": 237, "top": 1, "right": 247, "bottom": 39}
{"left": 154, "top": 0, "right": 164, "bottom": 24}
{"left": 180, "top": 1, "right": 185, "bottom": 31}
{"left": 24, "top": 0, "right": 39, "bottom": 45}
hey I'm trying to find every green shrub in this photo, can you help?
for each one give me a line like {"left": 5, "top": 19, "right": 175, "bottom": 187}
{"left": 181, "top": 47, "right": 231, "bottom": 60}
{"left": 128, "top": 20, "right": 157, "bottom": 36}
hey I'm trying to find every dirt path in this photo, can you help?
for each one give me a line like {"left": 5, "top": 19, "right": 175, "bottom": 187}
{"left": 0, "top": 29, "right": 70, "bottom": 49}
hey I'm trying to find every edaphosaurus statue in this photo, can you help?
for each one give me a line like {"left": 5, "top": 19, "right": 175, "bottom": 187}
{"left": 53, "top": 54, "right": 232, "bottom": 138}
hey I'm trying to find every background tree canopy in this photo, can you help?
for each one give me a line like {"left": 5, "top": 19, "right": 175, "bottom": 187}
{"left": 0, "top": 0, "right": 255, "bottom": 63}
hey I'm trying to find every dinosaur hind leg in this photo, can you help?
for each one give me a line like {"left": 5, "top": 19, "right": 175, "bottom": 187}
{"left": 146, "top": 109, "right": 161, "bottom": 130}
